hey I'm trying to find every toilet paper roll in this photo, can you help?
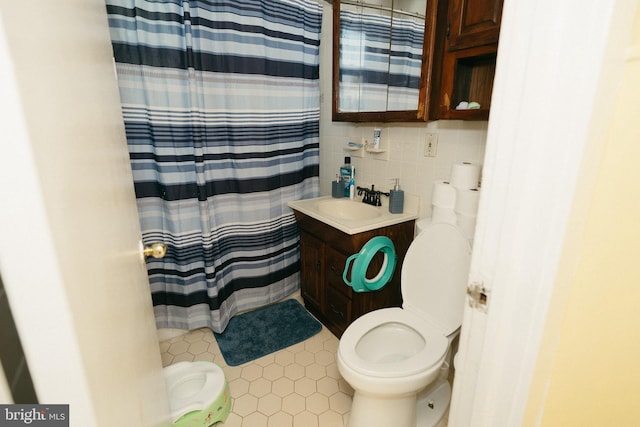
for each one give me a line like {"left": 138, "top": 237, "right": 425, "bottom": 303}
{"left": 450, "top": 162, "right": 480, "bottom": 190}
{"left": 431, "top": 180, "right": 456, "bottom": 209}
{"left": 431, "top": 206, "right": 457, "bottom": 225}
{"left": 455, "top": 188, "right": 480, "bottom": 216}
{"left": 457, "top": 213, "right": 477, "bottom": 240}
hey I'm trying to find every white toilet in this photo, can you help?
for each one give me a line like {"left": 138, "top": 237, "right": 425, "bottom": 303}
{"left": 337, "top": 222, "right": 471, "bottom": 427}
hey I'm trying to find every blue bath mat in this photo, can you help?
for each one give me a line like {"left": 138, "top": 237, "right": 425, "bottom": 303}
{"left": 214, "top": 299, "right": 322, "bottom": 366}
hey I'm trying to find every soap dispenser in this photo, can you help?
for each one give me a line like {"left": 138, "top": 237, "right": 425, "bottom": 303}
{"left": 389, "top": 178, "right": 404, "bottom": 214}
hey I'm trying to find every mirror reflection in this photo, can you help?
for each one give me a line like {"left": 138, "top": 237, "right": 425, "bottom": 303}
{"left": 337, "top": 0, "right": 426, "bottom": 113}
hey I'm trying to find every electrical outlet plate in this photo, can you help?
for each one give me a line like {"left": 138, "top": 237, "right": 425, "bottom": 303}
{"left": 424, "top": 133, "right": 438, "bottom": 157}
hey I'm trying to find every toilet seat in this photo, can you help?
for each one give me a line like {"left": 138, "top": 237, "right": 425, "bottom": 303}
{"left": 339, "top": 307, "right": 448, "bottom": 379}
{"left": 164, "top": 361, "right": 226, "bottom": 423}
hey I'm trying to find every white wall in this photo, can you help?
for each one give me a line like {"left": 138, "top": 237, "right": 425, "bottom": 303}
{"left": 318, "top": 4, "right": 488, "bottom": 217}
{"left": 523, "top": 2, "right": 640, "bottom": 425}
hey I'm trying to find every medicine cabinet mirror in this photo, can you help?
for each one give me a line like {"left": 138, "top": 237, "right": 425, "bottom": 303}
{"left": 332, "top": 0, "right": 438, "bottom": 122}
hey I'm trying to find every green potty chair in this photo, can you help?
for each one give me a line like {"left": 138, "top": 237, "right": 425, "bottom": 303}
{"left": 164, "top": 361, "right": 231, "bottom": 427}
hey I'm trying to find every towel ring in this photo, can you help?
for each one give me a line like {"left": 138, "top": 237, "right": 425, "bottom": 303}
{"left": 343, "top": 236, "right": 397, "bottom": 292}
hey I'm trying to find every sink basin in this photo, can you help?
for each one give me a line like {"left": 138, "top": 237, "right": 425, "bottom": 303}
{"left": 316, "top": 199, "right": 383, "bottom": 221}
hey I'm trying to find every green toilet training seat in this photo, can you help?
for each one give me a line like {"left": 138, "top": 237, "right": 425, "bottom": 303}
{"left": 164, "top": 361, "right": 231, "bottom": 427}
{"left": 343, "top": 236, "right": 397, "bottom": 292}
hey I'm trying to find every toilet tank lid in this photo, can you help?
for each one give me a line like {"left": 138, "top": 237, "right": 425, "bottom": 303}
{"left": 401, "top": 223, "right": 471, "bottom": 336}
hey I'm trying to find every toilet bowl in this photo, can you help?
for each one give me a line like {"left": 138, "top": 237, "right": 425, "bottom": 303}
{"left": 338, "top": 308, "right": 448, "bottom": 395}
{"left": 163, "top": 361, "right": 231, "bottom": 427}
{"left": 337, "top": 223, "right": 471, "bottom": 427}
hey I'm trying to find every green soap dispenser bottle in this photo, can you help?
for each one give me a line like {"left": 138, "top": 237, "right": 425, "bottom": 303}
{"left": 389, "top": 178, "right": 404, "bottom": 214}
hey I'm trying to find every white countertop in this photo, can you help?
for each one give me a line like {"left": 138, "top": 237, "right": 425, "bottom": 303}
{"left": 288, "top": 193, "right": 419, "bottom": 235}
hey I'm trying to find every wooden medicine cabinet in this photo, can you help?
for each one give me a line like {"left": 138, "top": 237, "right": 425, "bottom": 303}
{"left": 332, "top": 0, "right": 503, "bottom": 123}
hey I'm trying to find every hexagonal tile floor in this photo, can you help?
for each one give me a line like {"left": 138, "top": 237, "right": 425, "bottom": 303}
{"left": 159, "top": 300, "right": 449, "bottom": 427}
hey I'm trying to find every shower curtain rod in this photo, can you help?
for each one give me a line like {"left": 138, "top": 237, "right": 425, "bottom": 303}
{"left": 331, "top": 0, "right": 425, "bottom": 20}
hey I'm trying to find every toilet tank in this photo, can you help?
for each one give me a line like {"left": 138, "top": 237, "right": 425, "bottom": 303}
{"left": 401, "top": 223, "right": 471, "bottom": 336}
{"left": 415, "top": 217, "right": 431, "bottom": 236}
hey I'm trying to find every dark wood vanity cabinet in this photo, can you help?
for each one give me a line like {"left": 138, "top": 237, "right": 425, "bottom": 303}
{"left": 294, "top": 212, "right": 415, "bottom": 338}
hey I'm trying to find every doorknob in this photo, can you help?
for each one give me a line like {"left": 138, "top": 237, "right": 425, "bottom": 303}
{"left": 142, "top": 242, "right": 168, "bottom": 259}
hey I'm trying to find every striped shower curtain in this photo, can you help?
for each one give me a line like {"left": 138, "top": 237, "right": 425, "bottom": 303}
{"left": 106, "top": 0, "right": 321, "bottom": 332}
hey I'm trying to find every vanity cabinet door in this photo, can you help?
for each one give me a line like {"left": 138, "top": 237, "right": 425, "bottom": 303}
{"left": 325, "top": 286, "right": 352, "bottom": 337}
{"left": 299, "top": 231, "right": 324, "bottom": 313}
{"left": 325, "top": 247, "right": 353, "bottom": 336}
{"left": 325, "top": 246, "right": 350, "bottom": 297}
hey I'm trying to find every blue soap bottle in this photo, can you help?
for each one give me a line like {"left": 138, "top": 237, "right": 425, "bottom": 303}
{"left": 389, "top": 178, "right": 404, "bottom": 214}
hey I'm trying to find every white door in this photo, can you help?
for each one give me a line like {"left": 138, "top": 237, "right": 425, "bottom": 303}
{"left": 0, "top": 3, "right": 170, "bottom": 426}
{"left": 448, "top": 0, "right": 637, "bottom": 425}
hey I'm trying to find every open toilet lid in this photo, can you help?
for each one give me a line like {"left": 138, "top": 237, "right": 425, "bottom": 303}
{"left": 401, "top": 223, "right": 471, "bottom": 336}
